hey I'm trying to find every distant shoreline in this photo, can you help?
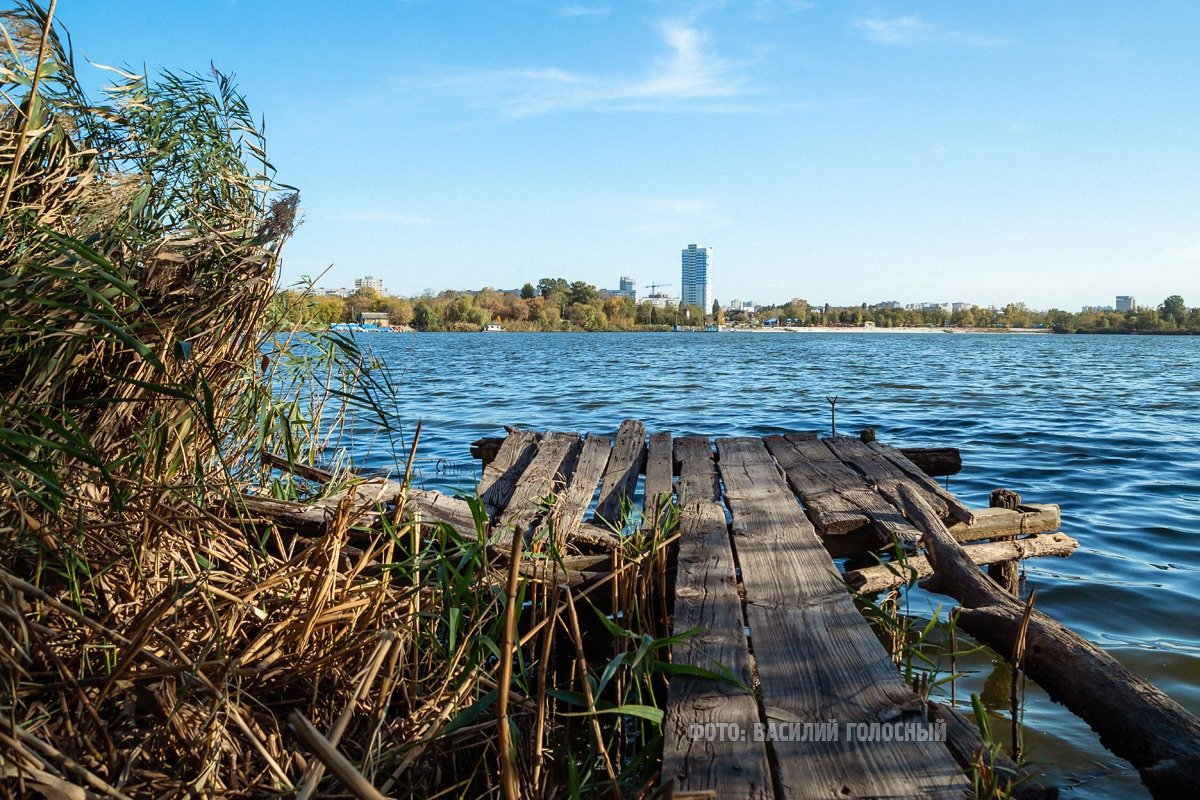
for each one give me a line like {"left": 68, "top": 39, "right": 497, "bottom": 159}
{"left": 350, "top": 325, "right": 1056, "bottom": 334}
{"left": 727, "top": 325, "right": 1052, "bottom": 335}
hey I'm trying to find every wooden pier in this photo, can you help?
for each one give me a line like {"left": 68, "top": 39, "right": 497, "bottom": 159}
{"left": 254, "top": 420, "right": 1200, "bottom": 798}
{"left": 459, "top": 421, "right": 1072, "bottom": 799}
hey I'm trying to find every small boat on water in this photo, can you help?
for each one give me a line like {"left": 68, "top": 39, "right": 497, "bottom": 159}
{"left": 483, "top": 323, "right": 504, "bottom": 332}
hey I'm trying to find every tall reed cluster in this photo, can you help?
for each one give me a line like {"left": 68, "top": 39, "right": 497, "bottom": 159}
{"left": 1, "top": 4, "right": 680, "bottom": 797}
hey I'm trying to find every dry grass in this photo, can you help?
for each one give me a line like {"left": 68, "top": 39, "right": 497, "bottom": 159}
{"left": 0, "top": 5, "right": 683, "bottom": 798}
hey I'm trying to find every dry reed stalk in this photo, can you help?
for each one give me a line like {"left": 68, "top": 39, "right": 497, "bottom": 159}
{"left": 1011, "top": 588, "right": 1036, "bottom": 761}
{"left": 0, "top": 0, "right": 55, "bottom": 219}
{"left": 531, "top": 580, "right": 561, "bottom": 792}
{"left": 496, "top": 522, "right": 524, "bottom": 800}
{"left": 1, "top": 9, "right": 686, "bottom": 793}
{"left": 563, "top": 583, "right": 623, "bottom": 800}
{"left": 296, "top": 631, "right": 397, "bottom": 799}
{"left": 289, "top": 711, "right": 390, "bottom": 800}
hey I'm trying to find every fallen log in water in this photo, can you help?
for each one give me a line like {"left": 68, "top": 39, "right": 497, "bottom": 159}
{"left": 898, "top": 447, "right": 962, "bottom": 477}
{"left": 843, "top": 533, "right": 1078, "bottom": 594}
{"left": 896, "top": 483, "right": 1200, "bottom": 798}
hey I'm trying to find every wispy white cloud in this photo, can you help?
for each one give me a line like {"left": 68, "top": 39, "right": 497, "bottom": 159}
{"left": 397, "top": 20, "right": 758, "bottom": 117}
{"left": 855, "top": 15, "right": 930, "bottom": 44}
{"left": 559, "top": 4, "right": 611, "bottom": 17}
{"left": 854, "top": 15, "right": 1009, "bottom": 47}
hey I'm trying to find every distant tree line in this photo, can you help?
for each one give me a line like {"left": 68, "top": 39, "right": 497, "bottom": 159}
{"left": 273, "top": 278, "right": 708, "bottom": 331}
{"left": 752, "top": 295, "right": 1200, "bottom": 334}
{"left": 274, "top": 285, "right": 1199, "bottom": 335}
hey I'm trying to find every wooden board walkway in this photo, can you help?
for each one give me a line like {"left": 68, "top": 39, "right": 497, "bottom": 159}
{"left": 469, "top": 421, "right": 1069, "bottom": 798}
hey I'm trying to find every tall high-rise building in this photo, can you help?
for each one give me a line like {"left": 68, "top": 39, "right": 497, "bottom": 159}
{"left": 1116, "top": 295, "right": 1137, "bottom": 312}
{"left": 681, "top": 244, "right": 713, "bottom": 313}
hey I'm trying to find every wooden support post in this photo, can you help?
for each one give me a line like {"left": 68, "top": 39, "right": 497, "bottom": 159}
{"left": 987, "top": 489, "right": 1022, "bottom": 594}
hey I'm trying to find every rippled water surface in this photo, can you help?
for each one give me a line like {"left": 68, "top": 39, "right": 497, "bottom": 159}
{"left": 347, "top": 331, "right": 1200, "bottom": 797}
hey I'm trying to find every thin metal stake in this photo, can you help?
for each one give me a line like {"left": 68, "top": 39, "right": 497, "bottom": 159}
{"left": 826, "top": 395, "right": 839, "bottom": 438}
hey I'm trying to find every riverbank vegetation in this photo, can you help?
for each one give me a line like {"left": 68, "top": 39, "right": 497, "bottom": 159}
{"left": 282, "top": 282, "right": 1199, "bottom": 334}
{"left": 0, "top": 5, "right": 681, "bottom": 798}
{"left": 276, "top": 280, "right": 705, "bottom": 332}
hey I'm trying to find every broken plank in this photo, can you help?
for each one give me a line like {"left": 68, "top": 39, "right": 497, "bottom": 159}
{"left": 492, "top": 432, "right": 580, "bottom": 544}
{"left": 478, "top": 429, "right": 541, "bottom": 516}
{"left": 593, "top": 419, "right": 647, "bottom": 527}
{"left": 842, "top": 532, "right": 1079, "bottom": 594}
{"left": 763, "top": 434, "right": 919, "bottom": 547}
{"left": 662, "top": 436, "right": 771, "bottom": 800}
{"left": 868, "top": 440, "right": 974, "bottom": 525}
{"left": 824, "top": 436, "right": 951, "bottom": 521}
{"left": 407, "top": 489, "right": 478, "bottom": 535}
{"left": 642, "top": 431, "right": 674, "bottom": 530}
{"left": 716, "top": 437, "right": 967, "bottom": 800}
{"left": 549, "top": 434, "right": 611, "bottom": 548}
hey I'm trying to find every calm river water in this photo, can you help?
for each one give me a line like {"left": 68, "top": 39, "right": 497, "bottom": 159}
{"left": 343, "top": 331, "right": 1199, "bottom": 798}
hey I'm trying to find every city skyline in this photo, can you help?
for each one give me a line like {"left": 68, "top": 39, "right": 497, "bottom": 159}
{"left": 322, "top": 269, "right": 1151, "bottom": 316}
{"left": 67, "top": 1, "right": 1200, "bottom": 308}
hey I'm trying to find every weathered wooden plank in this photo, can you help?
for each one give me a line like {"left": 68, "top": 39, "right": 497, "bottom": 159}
{"left": 642, "top": 432, "right": 674, "bottom": 530}
{"left": 492, "top": 432, "right": 580, "bottom": 544}
{"left": 763, "top": 434, "right": 919, "bottom": 546}
{"left": 548, "top": 434, "right": 611, "bottom": 547}
{"left": 478, "top": 429, "right": 541, "bottom": 515}
{"left": 716, "top": 437, "right": 967, "bottom": 799}
{"left": 947, "top": 503, "right": 1060, "bottom": 543}
{"left": 593, "top": 419, "right": 647, "bottom": 527}
{"left": 662, "top": 436, "right": 771, "bottom": 800}
{"left": 407, "top": 489, "right": 477, "bottom": 534}
{"left": 868, "top": 441, "right": 975, "bottom": 525}
{"left": 824, "top": 436, "right": 951, "bottom": 521}
{"left": 843, "top": 532, "right": 1079, "bottom": 594}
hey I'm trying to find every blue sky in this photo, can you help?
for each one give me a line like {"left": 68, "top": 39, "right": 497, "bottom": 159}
{"left": 63, "top": 1, "right": 1200, "bottom": 310}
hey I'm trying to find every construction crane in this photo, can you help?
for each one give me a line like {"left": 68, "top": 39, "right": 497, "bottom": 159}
{"left": 646, "top": 282, "right": 672, "bottom": 294}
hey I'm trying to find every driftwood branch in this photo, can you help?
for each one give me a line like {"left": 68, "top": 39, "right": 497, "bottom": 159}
{"left": 896, "top": 483, "right": 1200, "bottom": 798}
{"left": 843, "top": 533, "right": 1078, "bottom": 594}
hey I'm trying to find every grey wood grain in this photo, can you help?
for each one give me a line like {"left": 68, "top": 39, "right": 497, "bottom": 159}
{"left": 823, "top": 436, "right": 951, "bottom": 521}
{"left": 478, "top": 429, "right": 542, "bottom": 516}
{"left": 661, "top": 436, "right": 772, "bottom": 800}
{"left": 593, "top": 419, "right": 647, "bottom": 527}
{"left": 491, "top": 431, "right": 580, "bottom": 545}
{"left": 716, "top": 437, "right": 967, "bottom": 800}
{"left": 763, "top": 433, "right": 919, "bottom": 548}
{"left": 548, "top": 434, "right": 611, "bottom": 548}
{"left": 642, "top": 431, "right": 675, "bottom": 531}
{"left": 868, "top": 440, "right": 975, "bottom": 525}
